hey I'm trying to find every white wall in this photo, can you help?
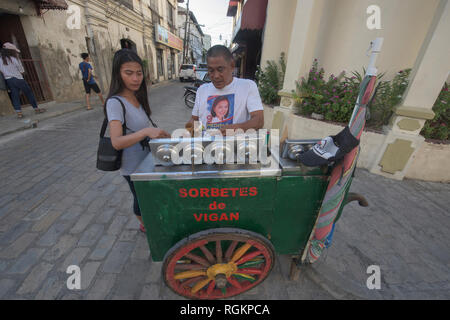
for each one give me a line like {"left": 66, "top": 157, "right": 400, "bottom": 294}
{"left": 314, "top": 0, "right": 440, "bottom": 80}
{"left": 264, "top": 105, "right": 450, "bottom": 182}
{"left": 261, "top": 0, "right": 440, "bottom": 81}
{"left": 260, "top": 0, "right": 296, "bottom": 68}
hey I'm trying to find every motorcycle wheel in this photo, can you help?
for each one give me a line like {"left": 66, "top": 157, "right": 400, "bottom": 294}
{"left": 185, "top": 92, "right": 196, "bottom": 109}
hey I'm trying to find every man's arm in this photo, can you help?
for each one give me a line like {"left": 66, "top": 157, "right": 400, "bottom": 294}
{"left": 185, "top": 115, "right": 200, "bottom": 128}
{"left": 220, "top": 110, "right": 264, "bottom": 135}
{"left": 220, "top": 80, "right": 264, "bottom": 135}
{"left": 220, "top": 110, "right": 264, "bottom": 134}
{"left": 185, "top": 84, "right": 202, "bottom": 132}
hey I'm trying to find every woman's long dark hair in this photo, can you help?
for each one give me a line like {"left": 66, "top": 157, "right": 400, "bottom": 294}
{"left": 0, "top": 48, "right": 18, "bottom": 65}
{"left": 104, "top": 49, "right": 151, "bottom": 117}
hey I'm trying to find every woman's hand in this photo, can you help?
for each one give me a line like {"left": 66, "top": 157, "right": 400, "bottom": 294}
{"left": 142, "top": 127, "right": 171, "bottom": 139}
{"left": 110, "top": 121, "right": 170, "bottom": 150}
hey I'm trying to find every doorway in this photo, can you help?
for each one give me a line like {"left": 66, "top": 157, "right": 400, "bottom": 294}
{"left": 156, "top": 49, "right": 164, "bottom": 79}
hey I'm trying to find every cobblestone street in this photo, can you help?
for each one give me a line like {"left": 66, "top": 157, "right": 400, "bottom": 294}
{"left": 0, "top": 81, "right": 449, "bottom": 300}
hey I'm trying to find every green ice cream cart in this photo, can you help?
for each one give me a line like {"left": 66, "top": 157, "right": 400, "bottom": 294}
{"left": 130, "top": 135, "right": 365, "bottom": 299}
{"left": 131, "top": 38, "right": 382, "bottom": 300}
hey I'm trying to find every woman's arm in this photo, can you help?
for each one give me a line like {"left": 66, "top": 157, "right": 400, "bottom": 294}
{"left": 15, "top": 58, "right": 25, "bottom": 74}
{"left": 109, "top": 120, "right": 170, "bottom": 150}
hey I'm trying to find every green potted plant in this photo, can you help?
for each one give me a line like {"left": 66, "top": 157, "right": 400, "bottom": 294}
{"left": 255, "top": 52, "right": 286, "bottom": 106}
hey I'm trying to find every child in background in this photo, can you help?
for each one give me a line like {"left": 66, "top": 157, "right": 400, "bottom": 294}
{"left": 79, "top": 53, "right": 105, "bottom": 110}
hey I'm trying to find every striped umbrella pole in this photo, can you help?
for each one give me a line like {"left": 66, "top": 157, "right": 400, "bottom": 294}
{"left": 302, "top": 38, "right": 384, "bottom": 264}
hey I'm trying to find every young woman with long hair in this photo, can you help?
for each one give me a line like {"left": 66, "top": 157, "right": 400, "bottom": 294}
{"left": 105, "top": 49, "right": 170, "bottom": 232}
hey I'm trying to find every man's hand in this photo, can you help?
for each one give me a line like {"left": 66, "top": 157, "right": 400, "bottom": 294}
{"left": 220, "top": 124, "right": 236, "bottom": 136}
{"left": 185, "top": 120, "right": 194, "bottom": 136}
{"left": 185, "top": 116, "right": 200, "bottom": 136}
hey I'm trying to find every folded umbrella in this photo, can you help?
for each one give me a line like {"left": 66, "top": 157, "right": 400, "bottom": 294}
{"left": 303, "top": 38, "right": 384, "bottom": 264}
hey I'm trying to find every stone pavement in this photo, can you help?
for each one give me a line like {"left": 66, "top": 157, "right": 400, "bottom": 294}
{"left": 0, "top": 100, "right": 85, "bottom": 138}
{"left": 0, "top": 81, "right": 449, "bottom": 300}
{"left": 0, "top": 80, "right": 176, "bottom": 138}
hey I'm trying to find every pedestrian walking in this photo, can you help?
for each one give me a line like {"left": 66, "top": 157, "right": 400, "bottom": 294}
{"left": 79, "top": 53, "right": 105, "bottom": 110}
{"left": 0, "top": 42, "right": 46, "bottom": 118}
{"left": 105, "top": 49, "right": 170, "bottom": 232}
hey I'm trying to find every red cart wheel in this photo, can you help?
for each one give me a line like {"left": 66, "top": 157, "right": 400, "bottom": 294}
{"left": 162, "top": 228, "right": 275, "bottom": 299}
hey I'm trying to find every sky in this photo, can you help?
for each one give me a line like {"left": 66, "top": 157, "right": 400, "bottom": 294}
{"left": 178, "top": 0, "right": 234, "bottom": 46}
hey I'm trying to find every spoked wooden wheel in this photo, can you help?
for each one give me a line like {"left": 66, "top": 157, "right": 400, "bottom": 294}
{"left": 163, "top": 228, "right": 275, "bottom": 299}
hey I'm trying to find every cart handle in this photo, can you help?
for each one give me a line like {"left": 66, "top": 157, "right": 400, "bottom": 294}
{"left": 344, "top": 192, "right": 369, "bottom": 207}
{"left": 333, "top": 192, "right": 368, "bottom": 225}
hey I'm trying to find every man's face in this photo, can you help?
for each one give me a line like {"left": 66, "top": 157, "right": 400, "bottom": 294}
{"left": 207, "top": 55, "right": 234, "bottom": 89}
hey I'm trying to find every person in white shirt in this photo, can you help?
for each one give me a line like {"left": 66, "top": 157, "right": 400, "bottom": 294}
{"left": 185, "top": 45, "right": 264, "bottom": 135}
{"left": 0, "top": 42, "right": 46, "bottom": 118}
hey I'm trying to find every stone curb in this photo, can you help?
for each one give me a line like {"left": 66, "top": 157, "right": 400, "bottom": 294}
{"left": 0, "top": 104, "right": 87, "bottom": 138}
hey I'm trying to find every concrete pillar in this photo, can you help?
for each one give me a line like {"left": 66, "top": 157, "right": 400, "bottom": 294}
{"left": 0, "top": 91, "right": 15, "bottom": 116}
{"left": 259, "top": 0, "right": 296, "bottom": 70}
{"left": 369, "top": 0, "right": 450, "bottom": 180}
{"left": 277, "top": 0, "right": 325, "bottom": 111}
{"left": 84, "top": 1, "right": 110, "bottom": 93}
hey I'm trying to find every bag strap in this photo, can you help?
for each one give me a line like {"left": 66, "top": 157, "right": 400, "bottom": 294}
{"left": 148, "top": 114, "right": 158, "bottom": 128}
{"left": 100, "top": 97, "right": 127, "bottom": 138}
{"left": 141, "top": 106, "right": 157, "bottom": 128}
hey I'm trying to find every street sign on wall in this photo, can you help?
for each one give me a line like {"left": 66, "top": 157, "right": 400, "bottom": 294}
{"left": 155, "top": 24, "right": 183, "bottom": 52}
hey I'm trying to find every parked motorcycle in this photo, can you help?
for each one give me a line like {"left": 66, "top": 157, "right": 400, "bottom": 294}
{"left": 183, "top": 86, "right": 197, "bottom": 109}
{"left": 183, "top": 72, "right": 211, "bottom": 109}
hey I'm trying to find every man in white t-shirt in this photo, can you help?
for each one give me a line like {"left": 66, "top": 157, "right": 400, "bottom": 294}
{"left": 185, "top": 45, "right": 264, "bottom": 135}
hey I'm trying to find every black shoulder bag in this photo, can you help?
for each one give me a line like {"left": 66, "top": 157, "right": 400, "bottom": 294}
{"left": 96, "top": 97, "right": 127, "bottom": 171}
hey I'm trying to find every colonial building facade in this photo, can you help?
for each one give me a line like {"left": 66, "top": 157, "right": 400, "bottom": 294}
{"left": 177, "top": 5, "right": 206, "bottom": 66}
{"left": 0, "top": 0, "right": 183, "bottom": 115}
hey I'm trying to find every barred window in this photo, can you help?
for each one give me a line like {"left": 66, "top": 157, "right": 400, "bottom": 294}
{"left": 167, "top": 1, "right": 174, "bottom": 27}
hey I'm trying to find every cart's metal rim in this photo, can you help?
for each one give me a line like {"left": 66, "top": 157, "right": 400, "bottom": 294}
{"left": 131, "top": 168, "right": 282, "bottom": 181}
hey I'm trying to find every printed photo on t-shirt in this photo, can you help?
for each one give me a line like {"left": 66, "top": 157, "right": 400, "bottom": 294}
{"left": 205, "top": 94, "right": 235, "bottom": 129}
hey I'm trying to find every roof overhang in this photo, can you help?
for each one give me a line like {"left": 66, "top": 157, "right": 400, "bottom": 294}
{"left": 232, "top": 0, "right": 267, "bottom": 42}
{"left": 33, "top": 0, "right": 69, "bottom": 11}
{"left": 227, "top": 0, "right": 239, "bottom": 17}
